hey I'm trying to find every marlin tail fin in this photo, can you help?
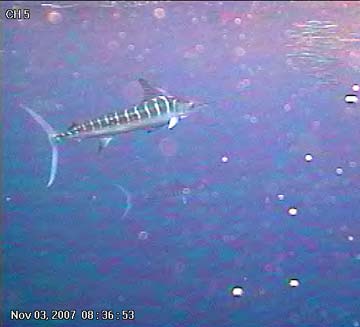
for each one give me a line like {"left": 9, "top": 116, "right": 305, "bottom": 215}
{"left": 20, "top": 104, "right": 59, "bottom": 187}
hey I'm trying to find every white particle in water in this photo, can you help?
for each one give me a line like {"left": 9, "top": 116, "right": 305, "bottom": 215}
{"left": 352, "top": 84, "right": 360, "bottom": 92}
{"left": 118, "top": 31, "right": 126, "bottom": 39}
{"left": 107, "top": 40, "right": 119, "bottom": 50}
{"left": 231, "top": 286, "right": 244, "bottom": 297}
{"left": 348, "top": 235, "right": 354, "bottom": 241}
{"left": 304, "top": 154, "right": 313, "bottom": 162}
{"left": 195, "top": 44, "right": 205, "bottom": 53}
{"left": 284, "top": 103, "right": 292, "bottom": 112}
{"left": 288, "top": 207, "right": 298, "bottom": 216}
{"left": 182, "top": 187, "right": 191, "bottom": 195}
{"left": 312, "top": 120, "right": 321, "bottom": 129}
{"left": 277, "top": 194, "right": 285, "bottom": 201}
{"left": 113, "top": 11, "right": 120, "bottom": 19}
{"left": 46, "top": 10, "right": 63, "bottom": 24}
{"left": 211, "top": 191, "right": 219, "bottom": 198}
{"left": 336, "top": 167, "right": 343, "bottom": 175}
{"left": 128, "top": 44, "right": 135, "bottom": 51}
{"left": 175, "top": 262, "right": 185, "bottom": 273}
{"left": 135, "top": 55, "right": 144, "bottom": 62}
{"left": 288, "top": 278, "right": 300, "bottom": 287}
{"left": 5, "top": 196, "right": 11, "bottom": 202}
{"left": 234, "top": 46, "right": 246, "bottom": 57}
{"left": 237, "top": 78, "right": 250, "bottom": 89}
{"left": 153, "top": 7, "right": 166, "bottom": 19}
{"left": 221, "top": 156, "right": 229, "bottom": 163}
{"left": 138, "top": 231, "right": 148, "bottom": 240}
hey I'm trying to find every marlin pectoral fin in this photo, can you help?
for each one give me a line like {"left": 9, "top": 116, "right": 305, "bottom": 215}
{"left": 138, "top": 78, "right": 170, "bottom": 100}
{"left": 168, "top": 117, "right": 179, "bottom": 129}
{"left": 98, "top": 137, "right": 113, "bottom": 153}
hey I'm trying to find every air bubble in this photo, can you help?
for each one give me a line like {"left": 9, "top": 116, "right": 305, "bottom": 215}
{"left": 231, "top": 286, "right": 244, "bottom": 297}
{"left": 344, "top": 94, "right": 358, "bottom": 104}
{"left": 336, "top": 167, "right": 343, "bottom": 176}
{"left": 250, "top": 116, "right": 258, "bottom": 124}
{"left": 288, "top": 207, "right": 298, "bottom": 216}
{"left": 221, "top": 156, "right": 229, "bottom": 163}
{"left": 288, "top": 278, "right": 300, "bottom": 287}
{"left": 234, "top": 17, "right": 242, "bottom": 25}
{"left": 304, "top": 154, "right": 313, "bottom": 162}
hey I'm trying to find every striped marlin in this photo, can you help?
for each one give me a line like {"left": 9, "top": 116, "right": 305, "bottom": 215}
{"left": 21, "top": 78, "right": 206, "bottom": 187}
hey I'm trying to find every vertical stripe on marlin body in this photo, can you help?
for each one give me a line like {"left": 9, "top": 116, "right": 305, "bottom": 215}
{"left": 21, "top": 78, "right": 207, "bottom": 187}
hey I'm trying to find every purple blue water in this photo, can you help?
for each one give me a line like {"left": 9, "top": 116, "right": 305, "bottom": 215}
{"left": 2, "top": 1, "right": 360, "bottom": 326}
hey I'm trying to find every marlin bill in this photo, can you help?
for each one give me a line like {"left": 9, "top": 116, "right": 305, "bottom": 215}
{"left": 21, "top": 78, "right": 206, "bottom": 187}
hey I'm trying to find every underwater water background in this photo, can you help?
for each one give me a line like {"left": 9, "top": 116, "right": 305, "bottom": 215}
{"left": 2, "top": 1, "right": 360, "bottom": 326}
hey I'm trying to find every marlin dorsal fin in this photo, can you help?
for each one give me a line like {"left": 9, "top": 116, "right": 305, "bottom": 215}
{"left": 68, "top": 122, "right": 79, "bottom": 130}
{"left": 138, "top": 78, "right": 170, "bottom": 100}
